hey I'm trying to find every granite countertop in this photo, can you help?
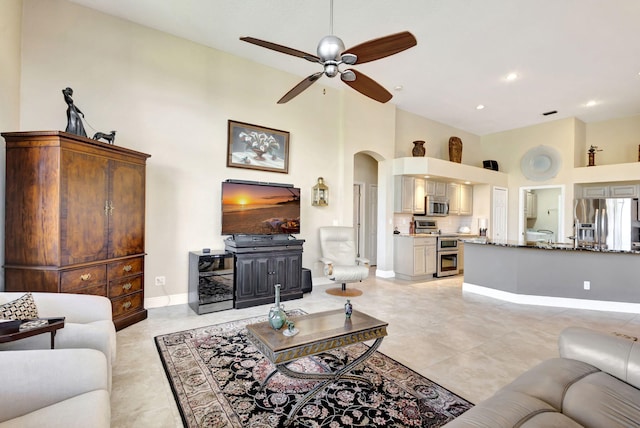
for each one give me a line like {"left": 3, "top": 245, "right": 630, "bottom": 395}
{"left": 396, "top": 233, "right": 478, "bottom": 239}
{"left": 465, "top": 239, "right": 640, "bottom": 254}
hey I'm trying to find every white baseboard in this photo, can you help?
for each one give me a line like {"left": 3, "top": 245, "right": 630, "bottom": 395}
{"left": 463, "top": 282, "right": 640, "bottom": 314}
{"left": 311, "top": 276, "right": 333, "bottom": 286}
{"left": 145, "top": 293, "right": 188, "bottom": 308}
{"left": 375, "top": 269, "right": 395, "bottom": 278}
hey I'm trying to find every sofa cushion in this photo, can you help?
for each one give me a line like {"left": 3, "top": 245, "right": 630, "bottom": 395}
{"left": 443, "top": 390, "right": 560, "bottom": 427}
{"left": 563, "top": 371, "right": 640, "bottom": 428}
{"left": 519, "top": 411, "right": 583, "bottom": 428}
{"left": 559, "top": 326, "right": 640, "bottom": 389}
{"left": 505, "top": 357, "right": 599, "bottom": 410}
{"left": 0, "top": 293, "right": 38, "bottom": 320}
{"left": 0, "top": 390, "right": 110, "bottom": 428}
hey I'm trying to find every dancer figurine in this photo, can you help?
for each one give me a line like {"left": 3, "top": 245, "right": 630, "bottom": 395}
{"left": 62, "top": 87, "right": 87, "bottom": 137}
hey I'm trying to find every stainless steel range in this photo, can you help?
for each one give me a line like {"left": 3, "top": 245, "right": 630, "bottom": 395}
{"left": 413, "top": 218, "right": 460, "bottom": 277}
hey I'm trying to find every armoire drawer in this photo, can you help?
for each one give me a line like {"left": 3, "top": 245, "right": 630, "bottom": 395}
{"left": 111, "top": 291, "right": 143, "bottom": 319}
{"left": 108, "top": 257, "right": 144, "bottom": 280}
{"left": 60, "top": 265, "right": 107, "bottom": 292}
{"left": 109, "top": 275, "right": 143, "bottom": 299}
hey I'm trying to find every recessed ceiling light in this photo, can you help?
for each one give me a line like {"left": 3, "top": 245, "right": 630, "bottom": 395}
{"left": 394, "top": 85, "right": 404, "bottom": 91}
{"left": 424, "top": 175, "right": 430, "bottom": 179}
{"left": 506, "top": 73, "right": 518, "bottom": 81}
{"left": 586, "top": 100, "right": 597, "bottom": 107}
{"left": 464, "top": 181, "right": 471, "bottom": 185}
{"left": 476, "top": 104, "right": 485, "bottom": 110}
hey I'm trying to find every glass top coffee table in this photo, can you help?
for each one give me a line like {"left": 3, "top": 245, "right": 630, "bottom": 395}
{"left": 246, "top": 309, "right": 388, "bottom": 426}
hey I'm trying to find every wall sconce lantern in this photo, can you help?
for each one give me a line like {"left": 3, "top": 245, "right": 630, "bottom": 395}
{"left": 312, "top": 177, "right": 328, "bottom": 206}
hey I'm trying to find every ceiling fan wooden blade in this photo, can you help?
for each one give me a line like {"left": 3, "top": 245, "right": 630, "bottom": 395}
{"left": 342, "top": 69, "right": 392, "bottom": 103}
{"left": 277, "top": 72, "right": 324, "bottom": 104}
{"left": 344, "top": 31, "right": 417, "bottom": 64}
{"left": 240, "top": 37, "right": 320, "bottom": 63}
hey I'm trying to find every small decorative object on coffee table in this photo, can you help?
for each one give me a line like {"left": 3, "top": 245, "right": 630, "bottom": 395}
{"left": 0, "top": 317, "right": 65, "bottom": 349}
{"left": 268, "top": 284, "right": 287, "bottom": 330}
{"left": 345, "top": 299, "right": 353, "bottom": 318}
{"left": 282, "top": 320, "right": 298, "bottom": 336}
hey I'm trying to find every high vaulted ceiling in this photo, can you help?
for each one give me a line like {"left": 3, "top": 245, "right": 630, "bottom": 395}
{"left": 68, "top": 0, "right": 640, "bottom": 136}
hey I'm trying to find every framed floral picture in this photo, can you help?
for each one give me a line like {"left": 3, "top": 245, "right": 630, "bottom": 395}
{"left": 226, "top": 120, "right": 290, "bottom": 174}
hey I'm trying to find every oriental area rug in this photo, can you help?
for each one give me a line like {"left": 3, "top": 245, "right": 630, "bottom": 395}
{"left": 155, "top": 310, "right": 472, "bottom": 427}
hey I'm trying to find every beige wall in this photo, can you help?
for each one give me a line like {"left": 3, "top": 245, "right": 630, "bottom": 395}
{"left": 0, "top": 0, "right": 23, "bottom": 290}
{"left": 586, "top": 114, "right": 640, "bottom": 166}
{"left": 17, "top": 0, "right": 398, "bottom": 303}
{"left": 481, "top": 118, "right": 579, "bottom": 240}
{"left": 395, "top": 109, "right": 483, "bottom": 166}
{"left": 6, "top": 0, "right": 640, "bottom": 300}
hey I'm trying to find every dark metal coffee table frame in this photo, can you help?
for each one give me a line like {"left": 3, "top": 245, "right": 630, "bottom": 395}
{"left": 246, "top": 309, "right": 388, "bottom": 426}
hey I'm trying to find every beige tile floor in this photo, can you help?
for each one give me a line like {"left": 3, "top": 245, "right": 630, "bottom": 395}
{"left": 111, "top": 274, "right": 640, "bottom": 427}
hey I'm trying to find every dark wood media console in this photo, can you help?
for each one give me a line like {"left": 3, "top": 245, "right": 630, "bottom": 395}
{"left": 225, "top": 236, "right": 305, "bottom": 309}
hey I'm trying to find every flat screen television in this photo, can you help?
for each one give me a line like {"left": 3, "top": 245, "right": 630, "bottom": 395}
{"left": 221, "top": 181, "right": 300, "bottom": 236}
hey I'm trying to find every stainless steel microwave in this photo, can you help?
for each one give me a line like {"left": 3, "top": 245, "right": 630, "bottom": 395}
{"left": 424, "top": 196, "right": 449, "bottom": 217}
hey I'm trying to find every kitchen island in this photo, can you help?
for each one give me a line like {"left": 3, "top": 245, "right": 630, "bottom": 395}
{"left": 463, "top": 240, "right": 640, "bottom": 313}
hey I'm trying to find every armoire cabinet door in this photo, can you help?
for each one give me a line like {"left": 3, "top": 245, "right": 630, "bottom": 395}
{"left": 60, "top": 150, "right": 109, "bottom": 265}
{"left": 109, "top": 160, "right": 146, "bottom": 258}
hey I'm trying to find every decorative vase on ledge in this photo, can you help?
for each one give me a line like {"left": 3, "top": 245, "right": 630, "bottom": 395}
{"left": 449, "top": 136, "right": 463, "bottom": 163}
{"left": 412, "top": 140, "right": 426, "bottom": 157}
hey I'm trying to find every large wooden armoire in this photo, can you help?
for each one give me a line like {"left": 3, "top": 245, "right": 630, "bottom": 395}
{"left": 2, "top": 131, "right": 150, "bottom": 330}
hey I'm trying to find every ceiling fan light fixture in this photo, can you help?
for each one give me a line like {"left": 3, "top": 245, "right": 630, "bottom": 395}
{"left": 317, "top": 35, "right": 344, "bottom": 61}
{"left": 324, "top": 63, "right": 339, "bottom": 78}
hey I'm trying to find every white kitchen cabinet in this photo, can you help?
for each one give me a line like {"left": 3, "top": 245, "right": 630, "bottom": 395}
{"left": 582, "top": 186, "right": 608, "bottom": 198}
{"left": 610, "top": 184, "right": 638, "bottom": 198}
{"left": 414, "top": 178, "right": 425, "bottom": 213}
{"left": 395, "top": 176, "right": 424, "bottom": 213}
{"left": 425, "top": 180, "right": 447, "bottom": 197}
{"left": 448, "top": 183, "right": 473, "bottom": 215}
{"left": 394, "top": 236, "right": 436, "bottom": 280}
{"left": 581, "top": 184, "right": 638, "bottom": 198}
{"left": 448, "top": 183, "right": 460, "bottom": 214}
{"left": 459, "top": 184, "right": 473, "bottom": 215}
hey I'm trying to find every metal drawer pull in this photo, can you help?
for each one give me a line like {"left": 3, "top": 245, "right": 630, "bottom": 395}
{"left": 122, "top": 283, "right": 132, "bottom": 291}
{"left": 123, "top": 265, "right": 133, "bottom": 272}
{"left": 80, "top": 273, "right": 92, "bottom": 281}
{"left": 123, "top": 301, "right": 132, "bottom": 310}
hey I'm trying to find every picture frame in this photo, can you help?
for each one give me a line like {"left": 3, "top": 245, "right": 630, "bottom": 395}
{"left": 227, "top": 120, "right": 290, "bottom": 174}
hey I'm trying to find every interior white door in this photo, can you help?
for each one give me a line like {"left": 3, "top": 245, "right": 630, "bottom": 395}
{"left": 353, "top": 183, "right": 363, "bottom": 257}
{"left": 492, "top": 186, "right": 508, "bottom": 244}
{"left": 367, "top": 184, "right": 378, "bottom": 265}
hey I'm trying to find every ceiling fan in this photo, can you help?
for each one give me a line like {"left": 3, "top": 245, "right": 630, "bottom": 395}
{"left": 239, "top": 3, "right": 416, "bottom": 104}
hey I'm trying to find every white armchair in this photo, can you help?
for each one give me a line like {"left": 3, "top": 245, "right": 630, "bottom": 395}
{"left": 0, "top": 292, "right": 116, "bottom": 391}
{"left": 319, "top": 226, "right": 369, "bottom": 296}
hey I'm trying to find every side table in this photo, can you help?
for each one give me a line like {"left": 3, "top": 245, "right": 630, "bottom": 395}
{"left": 0, "top": 317, "right": 66, "bottom": 349}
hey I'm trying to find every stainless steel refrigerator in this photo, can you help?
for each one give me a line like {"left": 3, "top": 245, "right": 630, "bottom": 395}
{"left": 574, "top": 198, "right": 633, "bottom": 250}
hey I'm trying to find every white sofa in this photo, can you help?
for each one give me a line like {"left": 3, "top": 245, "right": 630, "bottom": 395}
{"left": 0, "top": 292, "right": 116, "bottom": 391}
{"left": 0, "top": 348, "right": 110, "bottom": 427}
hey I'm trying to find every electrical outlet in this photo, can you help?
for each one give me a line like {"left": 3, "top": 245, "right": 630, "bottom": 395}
{"left": 155, "top": 276, "right": 166, "bottom": 286}
{"left": 583, "top": 280, "right": 590, "bottom": 290}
